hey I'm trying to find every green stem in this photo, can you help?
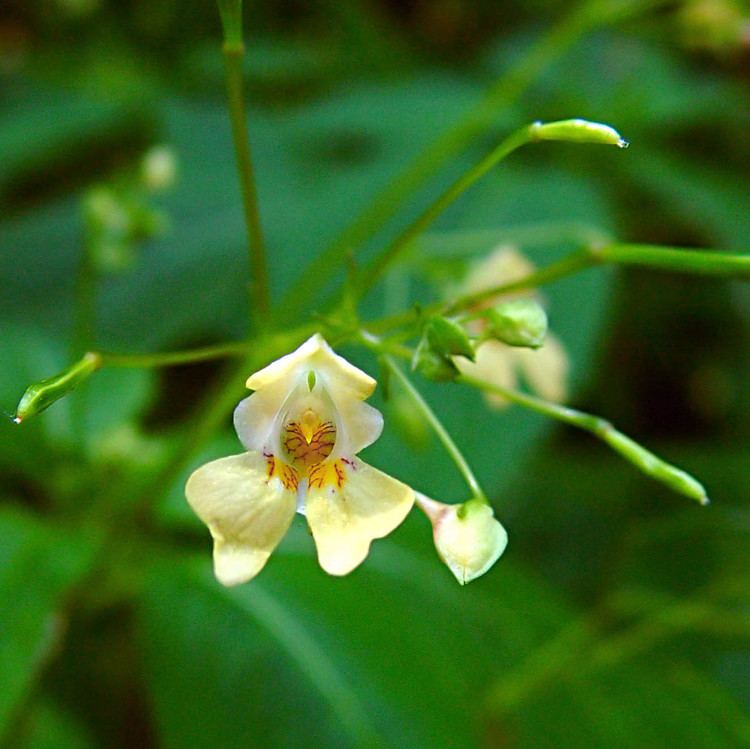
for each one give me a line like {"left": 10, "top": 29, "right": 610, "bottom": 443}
{"left": 219, "top": 0, "right": 271, "bottom": 322}
{"left": 356, "top": 126, "right": 535, "bottom": 296}
{"left": 368, "top": 242, "right": 750, "bottom": 335}
{"left": 599, "top": 243, "right": 750, "bottom": 276}
{"left": 72, "top": 252, "right": 97, "bottom": 357}
{"left": 278, "top": 0, "right": 641, "bottom": 319}
{"left": 374, "top": 347, "right": 486, "bottom": 502}
{"left": 97, "top": 341, "right": 250, "bottom": 368}
{"left": 458, "top": 374, "right": 708, "bottom": 504}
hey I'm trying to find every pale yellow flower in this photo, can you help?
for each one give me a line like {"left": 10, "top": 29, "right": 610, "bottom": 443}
{"left": 186, "top": 334, "right": 414, "bottom": 586}
{"left": 416, "top": 493, "right": 508, "bottom": 585}
{"left": 455, "top": 245, "right": 569, "bottom": 407}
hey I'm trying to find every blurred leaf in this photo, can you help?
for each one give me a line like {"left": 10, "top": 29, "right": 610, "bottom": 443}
{"left": 0, "top": 508, "right": 96, "bottom": 739}
{"left": 19, "top": 699, "right": 94, "bottom": 749}
{"left": 137, "top": 539, "right": 569, "bottom": 749}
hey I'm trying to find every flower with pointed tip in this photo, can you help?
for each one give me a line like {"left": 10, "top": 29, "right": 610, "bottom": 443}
{"left": 416, "top": 493, "right": 508, "bottom": 585}
{"left": 455, "top": 245, "right": 569, "bottom": 407}
{"left": 185, "top": 334, "right": 415, "bottom": 586}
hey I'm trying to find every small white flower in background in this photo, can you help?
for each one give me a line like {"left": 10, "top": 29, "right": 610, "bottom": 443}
{"left": 455, "top": 245, "right": 569, "bottom": 407}
{"left": 185, "top": 334, "right": 414, "bottom": 586}
{"left": 140, "top": 145, "right": 178, "bottom": 192}
{"left": 416, "top": 494, "right": 508, "bottom": 585}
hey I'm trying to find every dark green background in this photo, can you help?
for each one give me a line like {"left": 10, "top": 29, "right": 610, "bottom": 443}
{"left": 2, "top": 1, "right": 750, "bottom": 747}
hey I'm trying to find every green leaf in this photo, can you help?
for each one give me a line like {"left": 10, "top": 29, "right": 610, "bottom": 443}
{"left": 137, "top": 537, "right": 568, "bottom": 749}
{"left": 0, "top": 509, "right": 96, "bottom": 738}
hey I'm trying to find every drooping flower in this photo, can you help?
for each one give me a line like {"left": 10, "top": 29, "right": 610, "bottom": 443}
{"left": 455, "top": 245, "right": 569, "bottom": 407}
{"left": 185, "top": 334, "right": 415, "bottom": 586}
{"left": 416, "top": 493, "right": 508, "bottom": 585}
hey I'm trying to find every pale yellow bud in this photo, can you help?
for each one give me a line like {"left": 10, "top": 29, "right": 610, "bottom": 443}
{"left": 141, "top": 146, "right": 178, "bottom": 191}
{"left": 416, "top": 494, "right": 508, "bottom": 585}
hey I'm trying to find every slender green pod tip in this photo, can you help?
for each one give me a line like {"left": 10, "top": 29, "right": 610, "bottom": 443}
{"left": 530, "top": 118, "right": 629, "bottom": 149}
{"left": 603, "top": 429, "right": 709, "bottom": 505}
{"left": 13, "top": 352, "right": 101, "bottom": 423}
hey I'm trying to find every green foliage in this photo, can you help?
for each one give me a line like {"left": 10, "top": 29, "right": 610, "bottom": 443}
{"left": 2, "top": 1, "right": 750, "bottom": 747}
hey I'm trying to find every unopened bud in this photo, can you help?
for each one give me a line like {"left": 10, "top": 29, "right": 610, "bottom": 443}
{"left": 416, "top": 494, "right": 508, "bottom": 585}
{"left": 530, "top": 118, "right": 629, "bottom": 149}
{"left": 411, "top": 337, "right": 458, "bottom": 382}
{"left": 425, "top": 316, "right": 475, "bottom": 360}
{"left": 485, "top": 298, "right": 548, "bottom": 348}
{"left": 140, "top": 145, "right": 178, "bottom": 192}
{"left": 14, "top": 353, "right": 101, "bottom": 423}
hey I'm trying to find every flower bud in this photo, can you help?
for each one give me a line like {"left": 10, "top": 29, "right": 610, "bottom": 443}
{"left": 411, "top": 336, "right": 458, "bottom": 382}
{"left": 485, "top": 298, "right": 548, "bottom": 348}
{"left": 140, "top": 145, "right": 178, "bottom": 192}
{"left": 530, "top": 118, "right": 628, "bottom": 148}
{"left": 424, "top": 316, "right": 475, "bottom": 360}
{"left": 416, "top": 494, "right": 508, "bottom": 585}
{"left": 14, "top": 352, "right": 101, "bottom": 423}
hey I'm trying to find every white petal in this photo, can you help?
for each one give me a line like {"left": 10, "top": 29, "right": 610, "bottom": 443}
{"left": 305, "top": 458, "right": 414, "bottom": 576}
{"left": 330, "top": 399, "right": 383, "bottom": 456}
{"left": 455, "top": 340, "right": 517, "bottom": 409}
{"left": 233, "top": 384, "right": 288, "bottom": 452}
{"left": 514, "top": 332, "right": 569, "bottom": 403}
{"left": 461, "top": 245, "right": 536, "bottom": 296}
{"left": 246, "top": 334, "right": 376, "bottom": 400}
{"left": 185, "top": 452, "right": 296, "bottom": 586}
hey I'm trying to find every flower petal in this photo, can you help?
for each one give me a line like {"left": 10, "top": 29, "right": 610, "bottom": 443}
{"left": 330, "top": 399, "right": 383, "bottom": 456}
{"left": 461, "top": 245, "right": 536, "bottom": 296}
{"left": 185, "top": 451, "right": 296, "bottom": 586}
{"left": 455, "top": 340, "right": 517, "bottom": 409}
{"left": 514, "top": 332, "right": 569, "bottom": 403}
{"left": 246, "top": 334, "right": 376, "bottom": 400}
{"left": 233, "top": 385, "right": 288, "bottom": 452}
{"left": 305, "top": 458, "right": 414, "bottom": 576}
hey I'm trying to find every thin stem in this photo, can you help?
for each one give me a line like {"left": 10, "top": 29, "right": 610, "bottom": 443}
{"left": 355, "top": 126, "right": 535, "bottom": 296}
{"left": 459, "top": 374, "right": 708, "bottom": 504}
{"left": 97, "top": 341, "right": 250, "bottom": 368}
{"left": 374, "top": 347, "right": 486, "bottom": 502}
{"left": 599, "top": 243, "right": 750, "bottom": 277}
{"left": 367, "top": 242, "right": 750, "bottom": 336}
{"left": 220, "top": 0, "right": 270, "bottom": 322}
{"left": 278, "top": 0, "right": 644, "bottom": 319}
{"left": 72, "top": 252, "right": 97, "bottom": 357}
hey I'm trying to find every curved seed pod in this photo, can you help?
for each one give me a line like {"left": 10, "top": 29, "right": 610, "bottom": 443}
{"left": 14, "top": 352, "right": 101, "bottom": 423}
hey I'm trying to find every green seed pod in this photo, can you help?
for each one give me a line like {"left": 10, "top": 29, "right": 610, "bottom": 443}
{"left": 14, "top": 352, "right": 101, "bottom": 423}
{"left": 485, "top": 298, "right": 548, "bottom": 348}
{"left": 603, "top": 430, "right": 709, "bottom": 505}
{"left": 530, "top": 118, "right": 629, "bottom": 148}
{"left": 411, "top": 336, "right": 458, "bottom": 383}
{"left": 425, "top": 316, "right": 475, "bottom": 360}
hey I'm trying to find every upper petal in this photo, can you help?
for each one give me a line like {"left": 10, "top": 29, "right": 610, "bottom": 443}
{"left": 305, "top": 458, "right": 414, "bottom": 576}
{"left": 185, "top": 451, "right": 297, "bottom": 586}
{"left": 246, "top": 334, "right": 376, "bottom": 401}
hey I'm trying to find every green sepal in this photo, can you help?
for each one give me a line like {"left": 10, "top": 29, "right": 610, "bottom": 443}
{"left": 14, "top": 353, "right": 101, "bottom": 423}
{"left": 485, "top": 299, "right": 548, "bottom": 348}
{"left": 425, "top": 316, "right": 475, "bottom": 360}
{"left": 411, "top": 336, "right": 458, "bottom": 382}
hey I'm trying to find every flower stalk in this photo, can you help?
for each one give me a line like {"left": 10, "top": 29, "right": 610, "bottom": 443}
{"left": 378, "top": 351, "right": 488, "bottom": 503}
{"left": 218, "top": 0, "right": 271, "bottom": 323}
{"left": 459, "top": 373, "right": 709, "bottom": 505}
